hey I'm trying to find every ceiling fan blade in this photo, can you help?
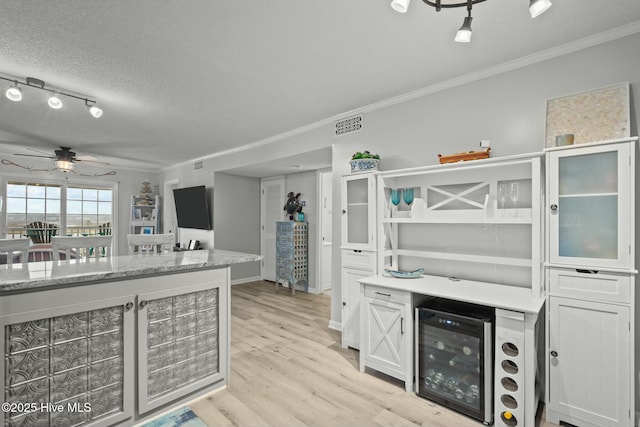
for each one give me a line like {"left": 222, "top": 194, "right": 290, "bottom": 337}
{"left": 13, "top": 153, "right": 56, "bottom": 159}
{"left": 26, "top": 147, "right": 55, "bottom": 156}
{"left": 76, "top": 159, "right": 111, "bottom": 166}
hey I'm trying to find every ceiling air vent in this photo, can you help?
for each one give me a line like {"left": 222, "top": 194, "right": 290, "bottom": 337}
{"left": 194, "top": 160, "right": 204, "bottom": 171}
{"left": 335, "top": 115, "right": 363, "bottom": 137}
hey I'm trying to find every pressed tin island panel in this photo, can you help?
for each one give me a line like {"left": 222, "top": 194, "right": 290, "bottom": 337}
{"left": 4, "top": 306, "right": 125, "bottom": 427}
{"left": 145, "top": 288, "right": 219, "bottom": 401}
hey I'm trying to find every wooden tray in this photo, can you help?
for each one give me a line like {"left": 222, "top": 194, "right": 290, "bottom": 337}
{"left": 438, "top": 147, "right": 491, "bottom": 164}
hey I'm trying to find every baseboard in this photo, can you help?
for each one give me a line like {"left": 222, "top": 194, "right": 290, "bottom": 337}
{"left": 230, "top": 276, "right": 262, "bottom": 286}
{"left": 328, "top": 320, "right": 342, "bottom": 331}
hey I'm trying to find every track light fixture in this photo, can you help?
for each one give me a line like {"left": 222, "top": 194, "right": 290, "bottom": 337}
{"left": 390, "top": 0, "right": 552, "bottom": 42}
{"left": 5, "top": 82, "right": 22, "bottom": 102}
{"left": 0, "top": 74, "right": 103, "bottom": 118}
{"left": 48, "top": 93, "right": 63, "bottom": 110}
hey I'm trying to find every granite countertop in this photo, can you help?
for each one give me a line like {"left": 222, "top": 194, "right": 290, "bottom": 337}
{"left": 0, "top": 249, "right": 261, "bottom": 295}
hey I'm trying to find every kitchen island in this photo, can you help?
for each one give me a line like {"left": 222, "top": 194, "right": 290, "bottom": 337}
{"left": 0, "top": 249, "right": 260, "bottom": 427}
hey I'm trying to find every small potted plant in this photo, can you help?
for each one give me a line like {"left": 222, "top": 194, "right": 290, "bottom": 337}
{"left": 350, "top": 151, "right": 380, "bottom": 173}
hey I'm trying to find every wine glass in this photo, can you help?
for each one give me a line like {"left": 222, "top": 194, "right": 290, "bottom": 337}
{"left": 497, "top": 183, "right": 507, "bottom": 217}
{"left": 390, "top": 189, "right": 401, "bottom": 217}
{"left": 403, "top": 188, "right": 414, "bottom": 211}
{"left": 509, "top": 182, "right": 519, "bottom": 216}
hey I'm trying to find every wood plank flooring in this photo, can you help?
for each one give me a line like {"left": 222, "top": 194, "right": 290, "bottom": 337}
{"left": 190, "top": 281, "right": 556, "bottom": 427}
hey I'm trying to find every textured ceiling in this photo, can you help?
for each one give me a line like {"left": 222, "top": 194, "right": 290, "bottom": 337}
{"left": 0, "top": 0, "right": 639, "bottom": 173}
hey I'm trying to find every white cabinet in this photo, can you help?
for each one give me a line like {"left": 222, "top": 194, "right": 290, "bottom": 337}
{"left": 547, "top": 141, "right": 633, "bottom": 269}
{"left": 341, "top": 173, "right": 377, "bottom": 349}
{"left": 341, "top": 173, "right": 376, "bottom": 250}
{"left": 547, "top": 296, "right": 630, "bottom": 427}
{"left": 1, "top": 296, "right": 135, "bottom": 427}
{"left": 545, "top": 137, "right": 637, "bottom": 427}
{"left": 1, "top": 268, "right": 228, "bottom": 427}
{"left": 137, "top": 281, "right": 225, "bottom": 414}
{"left": 360, "top": 284, "right": 413, "bottom": 392}
{"left": 341, "top": 265, "right": 369, "bottom": 349}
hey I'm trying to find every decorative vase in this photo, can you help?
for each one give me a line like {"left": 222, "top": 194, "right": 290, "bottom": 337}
{"left": 350, "top": 158, "right": 379, "bottom": 173}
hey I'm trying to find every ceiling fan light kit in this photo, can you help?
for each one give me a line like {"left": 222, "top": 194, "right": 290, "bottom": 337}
{"left": 391, "top": 0, "right": 552, "bottom": 42}
{"left": 0, "top": 74, "right": 103, "bottom": 118}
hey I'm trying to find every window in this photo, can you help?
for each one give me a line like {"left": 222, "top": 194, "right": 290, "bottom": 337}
{"left": 4, "top": 180, "right": 114, "bottom": 240}
{"left": 67, "top": 186, "right": 113, "bottom": 236}
{"left": 6, "top": 182, "right": 62, "bottom": 239}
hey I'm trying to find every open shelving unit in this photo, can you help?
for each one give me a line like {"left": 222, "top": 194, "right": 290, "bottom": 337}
{"left": 376, "top": 152, "right": 544, "bottom": 298}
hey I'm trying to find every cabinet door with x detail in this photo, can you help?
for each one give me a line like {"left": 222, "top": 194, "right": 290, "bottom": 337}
{"left": 363, "top": 298, "right": 406, "bottom": 377}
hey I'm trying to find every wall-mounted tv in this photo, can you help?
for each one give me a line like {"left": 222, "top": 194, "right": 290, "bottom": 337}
{"left": 173, "top": 185, "right": 212, "bottom": 230}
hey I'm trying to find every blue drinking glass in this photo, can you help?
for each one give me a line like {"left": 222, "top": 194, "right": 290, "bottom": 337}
{"left": 403, "top": 188, "right": 414, "bottom": 207}
{"left": 390, "top": 189, "right": 401, "bottom": 206}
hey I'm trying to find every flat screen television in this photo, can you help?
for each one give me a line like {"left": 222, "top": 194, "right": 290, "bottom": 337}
{"left": 173, "top": 185, "right": 212, "bottom": 230}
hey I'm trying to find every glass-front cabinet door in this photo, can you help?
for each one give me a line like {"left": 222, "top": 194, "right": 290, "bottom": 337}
{"left": 547, "top": 142, "right": 632, "bottom": 269}
{"left": 341, "top": 173, "right": 375, "bottom": 250}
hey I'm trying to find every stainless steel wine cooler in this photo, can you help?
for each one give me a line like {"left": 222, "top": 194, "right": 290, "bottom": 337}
{"left": 415, "top": 299, "right": 494, "bottom": 425}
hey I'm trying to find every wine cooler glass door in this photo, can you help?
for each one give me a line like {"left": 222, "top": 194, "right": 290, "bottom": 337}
{"left": 417, "top": 308, "right": 493, "bottom": 424}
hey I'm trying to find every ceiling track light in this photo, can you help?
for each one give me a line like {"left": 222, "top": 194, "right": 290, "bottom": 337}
{"left": 390, "top": 0, "right": 552, "bottom": 42}
{"left": 455, "top": 8, "right": 473, "bottom": 43}
{"left": 48, "top": 92, "right": 63, "bottom": 110}
{"left": 0, "top": 74, "right": 103, "bottom": 118}
{"left": 5, "top": 81, "right": 22, "bottom": 102}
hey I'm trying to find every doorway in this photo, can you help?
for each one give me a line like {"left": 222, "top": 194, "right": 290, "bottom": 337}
{"left": 163, "top": 179, "right": 179, "bottom": 243}
{"left": 317, "top": 169, "right": 333, "bottom": 292}
{"left": 260, "top": 176, "right": 285, "bottom": 282}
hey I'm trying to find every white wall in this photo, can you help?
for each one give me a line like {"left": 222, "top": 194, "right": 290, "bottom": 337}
{"left": 213, "top": 172, "right": 261, "bottom": 282}
{"left": 329, "top": 32, "right": 640, "bottom": 332}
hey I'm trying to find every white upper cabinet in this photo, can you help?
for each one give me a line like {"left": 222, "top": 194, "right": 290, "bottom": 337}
{"left": 547, "top": 140, "right": 634, "bottom": 269}
{"left": 341, "top": 173, "right": 376, "bottom": 250}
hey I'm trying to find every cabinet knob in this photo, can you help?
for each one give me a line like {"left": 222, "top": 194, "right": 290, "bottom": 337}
{"left": 139, "top": 300, "right": 148, "bottom": 308}
{"left": 125, "top": 302, "right": 134, "bottom": 311}
{"left": 342, "top": 209, "right": 346, "bottom": 214}
{"left": 550, "top": 204, "right": 558, "bottom": 211}
{"left": 550, "top": 350, "right": 558, "bottom": 358}
{"left": 343, "top": 301, "right": 346, "bottom": 307}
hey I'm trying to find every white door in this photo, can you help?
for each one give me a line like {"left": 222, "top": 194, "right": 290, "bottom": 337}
{"left": 364, "top": 298, "right": 405, "bottom": 373}
{"left": 163, "top": 180, "right": 179, "bottom": 243}
{"left": 319, "top": 170, "right": 333, "bottom": 291}
{"left": 341, "top": 267, "right": 369, "bottom": 349}
{"left": 261, "top": 176, "right": 284, "bottom": 282}
{"left": 549, "top": 296, "right": 630, "bottom": 427}
{"left": 547, "top": 143, "right": 631, "bottom": 269}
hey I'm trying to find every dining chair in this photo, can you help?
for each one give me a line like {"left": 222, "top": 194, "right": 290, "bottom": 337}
{"left": 0, "top": 238, "right": 30, "bottom": 265}
{"left": 51, "top": 235, "right": 113, "bottom": 261}
{"left": 127, "top": 233, "right": 175, "bottom": 254}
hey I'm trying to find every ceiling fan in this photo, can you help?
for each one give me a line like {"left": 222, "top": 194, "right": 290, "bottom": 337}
{"left": 1, "top": 146, "right": 116, "bottom": 176}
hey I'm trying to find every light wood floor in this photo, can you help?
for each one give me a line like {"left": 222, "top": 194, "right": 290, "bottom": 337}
{"left": 190, "top": 281, "right": 556, "bottom": 427}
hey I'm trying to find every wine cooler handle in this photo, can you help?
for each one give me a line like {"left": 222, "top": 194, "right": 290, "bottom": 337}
{"left": 550, "top": 350, "right": 558, "bottom": 358}
{"left": 550, "top": 204, "right": 558, "bottom": 211}
{"left": 400, "top": 317, "right": 404, "bottom": 335}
